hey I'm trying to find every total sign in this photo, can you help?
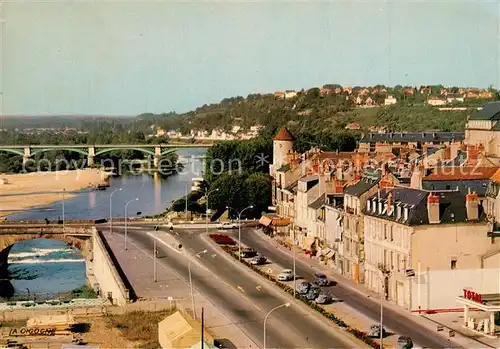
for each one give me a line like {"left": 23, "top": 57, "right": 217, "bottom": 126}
{"left": 463, "top": 289, "right": 482, "bottom": 304}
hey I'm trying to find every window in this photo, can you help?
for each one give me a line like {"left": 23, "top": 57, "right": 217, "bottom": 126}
{"left": 403, "top": 207, "right": 409, "bottom": 221}
{"left": 396, "top": 205, "right": 401, "bottom": 220}
{"left": 389, "top": 225, "right": 393, "bottom": 241}
{"left": 367, "top": 201, "right": 371, "bottom": 211}
{"left": 378, "top": 202, "right": 382, "bottom": 214}
{"left": 372, "top": 200, "right": 377, "bottom": 213}
{"left": 384, "top": 225, "right": 387, "bottom": 240}
{"left": 451, "top": 258, "right": 457, "bottom": 270}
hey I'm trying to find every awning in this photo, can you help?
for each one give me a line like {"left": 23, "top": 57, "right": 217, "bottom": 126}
{"left": 271, "top": 218, "right": 291, "bottom": 227}
{"left": 259, "top": 216, "right": 272, "bottom": 227}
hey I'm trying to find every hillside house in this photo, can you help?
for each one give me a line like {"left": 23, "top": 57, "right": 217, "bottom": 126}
{"left": 384, "top": 96, "right": 397, "bottom": 106}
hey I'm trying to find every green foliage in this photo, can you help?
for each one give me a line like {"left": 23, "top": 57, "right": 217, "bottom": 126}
{"left": 208, "top": 172, "right": 272, "bottom": 218}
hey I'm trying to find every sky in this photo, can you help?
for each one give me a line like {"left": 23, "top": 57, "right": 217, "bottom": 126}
{"left": 0, "top": 0, "right": 499, "bottom": 116}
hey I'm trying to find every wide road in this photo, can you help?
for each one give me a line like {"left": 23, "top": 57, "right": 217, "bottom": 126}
{"left": 108, "top": 224, "right": 364, "bottom": 349}
{"left": 235, "top": 227, "right": 457, "bottom": 349}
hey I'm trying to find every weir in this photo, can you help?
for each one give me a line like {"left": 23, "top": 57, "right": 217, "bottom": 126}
{"left": 0, "top": 227, "right": 131, "bottom": 305}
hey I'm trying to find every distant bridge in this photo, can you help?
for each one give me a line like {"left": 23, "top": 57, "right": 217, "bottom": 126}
{"left": 0, "top": 143, "right": 213, "bottom": 167}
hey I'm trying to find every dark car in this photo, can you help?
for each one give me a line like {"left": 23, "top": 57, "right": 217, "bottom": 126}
{"left": 396, "top": 336, "right": 413, "bottom": 349}
{"left": 239, "top": 248, "right": 257, "bottom": 258}
{"left": 249, "top": 255, "right": 267, "bottom": 265}
{"left": 313, "top": 272, "right": 331, "bottom": 286}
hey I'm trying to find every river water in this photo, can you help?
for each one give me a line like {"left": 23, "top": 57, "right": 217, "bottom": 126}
{"left": 4, "top": 148, "right": 207, "bottom": 300}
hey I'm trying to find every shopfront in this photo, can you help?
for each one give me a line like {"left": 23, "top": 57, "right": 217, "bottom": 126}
{"left": 456, "top": 289, "right": 500, "bottom": 338}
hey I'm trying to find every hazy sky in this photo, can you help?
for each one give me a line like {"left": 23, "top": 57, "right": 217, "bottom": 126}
{"left": 1, "top": 0, "right": 499, "bottom": 116}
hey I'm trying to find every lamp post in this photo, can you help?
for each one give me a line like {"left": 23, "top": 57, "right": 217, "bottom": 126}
{"left": 203, "top": 188, "right": 219, "bottom": 235}
{"left": 124, "top": 198, "right": 139, "bottom": 251}
{"left": 263, "top": 302, "right": 290, "bottom": 349}
{"left": 62, "top": 188, "right": 65, "bottom": 231}
{"left": 189, "top": 249, "right": 207, "bottom": 320}
{"left": 109, "top": 187, "right": 123, "bottom": 234}
{"left": 227, "top": 205, "right": 254, "bottom": 261}
{"left": 373, "top": 271, "right": 387, "bottom": 349}
{"left": 185, "top": 181, "right": 189, "bottom": 219}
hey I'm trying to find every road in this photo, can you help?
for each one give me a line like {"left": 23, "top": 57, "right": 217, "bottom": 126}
{"left": 106, "top": 223, "right": 364, "bottom": 349}
{"left": 233, "top": 227, "right": 458, "bottom": 349}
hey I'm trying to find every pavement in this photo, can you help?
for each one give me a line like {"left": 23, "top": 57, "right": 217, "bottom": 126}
{"left": 234, "top": 228, "right": 497, "bottom": 349}
{"left": 105, "top": 223, "right": 368, "bottom": 349}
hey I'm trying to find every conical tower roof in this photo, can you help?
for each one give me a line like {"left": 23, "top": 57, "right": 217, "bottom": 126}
{"left": 273, "top": 127, "right": 294, "bottom": 141}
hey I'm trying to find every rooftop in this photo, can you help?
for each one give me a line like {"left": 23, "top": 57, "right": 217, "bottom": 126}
{"left": 423, "top": 166, "right": 500, "bottom": 181}
{"left": 359, "top": 132, "right": 465, "bottom": 143}
{"left": 468, "top": 101, "right": 500, "bottom": 120}
{"left": 309, "top": 194, "right": 326, "bottom": 210}
{"left": 363, "top": 188, "right": 483, "bottom": 226}
{"left": 273, "top": 127, "right": 295, "bottom": 141}
{"left": 344, "top": 179, "right": 379, "bottom": 197}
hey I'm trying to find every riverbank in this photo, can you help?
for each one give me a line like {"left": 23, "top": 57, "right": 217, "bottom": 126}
{"left": 0, "top": 169, "right": 110, "bottom": 218}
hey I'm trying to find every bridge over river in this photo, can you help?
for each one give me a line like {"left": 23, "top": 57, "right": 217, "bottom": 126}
{"left": 0, "top": 143, "right": 213, "bottom": 167}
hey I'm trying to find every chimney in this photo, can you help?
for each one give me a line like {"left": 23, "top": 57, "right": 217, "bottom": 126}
{"left": 466, "top": 188, "right": 479, "bottom": 221}
{"left": 386, "top": 192, "right": 392, "bottom": 212}
{"left": 427, "top": 192, "right": 441, "bottom": 224}
{"left": 410, "top": 164, "right": 423, "bottom": 189}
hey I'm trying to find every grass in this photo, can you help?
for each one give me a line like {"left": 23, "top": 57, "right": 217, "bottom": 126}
{"left": 105, "top": 310, "right": 175, "bottom": 349}
{"left": 66, "top": 285, "right": 98, "bottom": 300}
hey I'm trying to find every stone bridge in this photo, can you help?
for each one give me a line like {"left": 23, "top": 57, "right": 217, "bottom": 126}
{"left": 0, "top": 143, "right": 213, "bottom": 167}
{"left": 0, "top": 227, "right": 94, "bottom": 298}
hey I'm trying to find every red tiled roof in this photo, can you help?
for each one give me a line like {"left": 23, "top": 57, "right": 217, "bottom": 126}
{"left": 273, "top": 127, "right": 294, "bottom": 141}
{"left": 423, "top": 166, "right": 500, "bottom": 181}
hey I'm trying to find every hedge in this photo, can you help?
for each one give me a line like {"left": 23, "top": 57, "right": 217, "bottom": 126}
{"left": 218, "top": 245, "right": 381, "bottom": 348}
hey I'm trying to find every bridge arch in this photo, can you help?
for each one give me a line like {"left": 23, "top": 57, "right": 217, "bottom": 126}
{"left": 30, "top": 148, "right": 89, "bottom": 157}
{"left": 0, "top": 148, "right": 24, "bottom": 157}
{"left": 161, "top": 148, "right": 178, "bottom": 156}
{"left": 94, "top": 147, "right": 156, "bottom": 157}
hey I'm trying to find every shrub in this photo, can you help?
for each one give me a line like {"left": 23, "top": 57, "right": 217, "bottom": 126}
{"left": 209, "top": 233, "right": 236, "bottom": 245}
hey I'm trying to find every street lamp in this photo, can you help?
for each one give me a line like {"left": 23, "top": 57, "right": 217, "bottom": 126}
{"left": 124, "top": 198, "right": 139, "bottom": 251}
{"left": 189, "top": 249, "right": 207, "bottom": 320}
{"left": 373, "top": 271, "right": 387, "bottom": 349}
{"left": 203, "top": 188, "right": 219, "bottom": 235}
{"left": 109, "top": 187, "right": 123, "bottom": 234}
{"left": 62, "top": 188, "right": 65, "bottom": 231}
{"left": 226, "top": 205, "right": 254, "bottom": 261}
{"left": 263, "top": 302, "right": 290, "bottom": 349}
{"left": 185, "top": 181, "right": 189, "bottom": 219}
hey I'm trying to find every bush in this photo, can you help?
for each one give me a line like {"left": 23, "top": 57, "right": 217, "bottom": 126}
{"left": 209, "top": 233, "right": 236, "bottom": 245}
{"left": 217, "top": 241, "right": 381, "bottom": 348}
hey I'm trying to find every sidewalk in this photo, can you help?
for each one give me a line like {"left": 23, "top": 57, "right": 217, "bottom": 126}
{"left": 102, "top": 230, "right": 258, "bottom": 348}
{"left": 258, "top": 231, "right": 495, "bottom": 349}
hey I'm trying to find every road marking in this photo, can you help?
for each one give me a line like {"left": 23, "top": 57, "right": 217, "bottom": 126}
{"left": 147, "top": 232, "right": 182, "bottom": 254}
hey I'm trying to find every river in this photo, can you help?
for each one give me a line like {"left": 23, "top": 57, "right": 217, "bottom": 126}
{"left": 4, "top": 148, "right": 207, "bottom": 300}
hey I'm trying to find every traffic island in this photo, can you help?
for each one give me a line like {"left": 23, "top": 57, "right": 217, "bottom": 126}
{"left": 208, "top": 234, "right": 381, "bottom": 348}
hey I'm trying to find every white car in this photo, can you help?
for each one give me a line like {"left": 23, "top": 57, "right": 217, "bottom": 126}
{"left": 277, "top": 269, "right": 294, "bottom": 281}
{"left": 219, "top": 222, "right": 238, "bottom": 229}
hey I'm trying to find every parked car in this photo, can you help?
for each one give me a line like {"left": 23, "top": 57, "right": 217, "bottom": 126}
{"left": 396, "top": 336, "right": 413, "bottom": 349}
{"left": 368, "top": 324, "right": 387, "bottom": 338}
{"left": 219, "top": 221, "right": 238, "bottom": 229}
{"left": 249, "top": 255, "right": 267, "bottom": 265}
{"left": 305, "top": 285, "right": 321, "bottom": 300}
{"left": 238, "top": 248, "right": 257, "bottom": 258}
{"left": 313, "top": 272, "right": 331, "bottom": 286}
{"left": 297, "top": 281, "right": 311, "bottom": 294}
{"left": 277, "top": 269, "right": 294, "bottom": 281}
{"left": 314, "top": 293, "right": 331, "bottom": 304}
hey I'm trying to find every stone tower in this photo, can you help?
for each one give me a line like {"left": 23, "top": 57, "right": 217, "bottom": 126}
{"left": 270, "top": 127, "right": 294, "bottom": 176}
